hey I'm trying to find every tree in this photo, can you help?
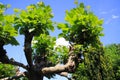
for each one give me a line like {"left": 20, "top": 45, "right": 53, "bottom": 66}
{"left": 104, "top": 44, "right": 120, "bottom": 80}
{"left": 58, "top": 3, "right": 114, "bottom": 80}
{"left": 0, "top": 1, "right": 112, "bottom": 80}
{"left": 0, "top": 2, "right": 80, "bottom": 80}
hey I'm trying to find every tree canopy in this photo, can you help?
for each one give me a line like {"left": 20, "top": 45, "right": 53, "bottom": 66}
{"left": 0, "top": 1, "right": 118, "bottom": 80}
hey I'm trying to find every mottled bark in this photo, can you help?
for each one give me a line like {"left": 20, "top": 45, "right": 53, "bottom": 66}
{"left": 42, "top": 54, "right": 78, "bottom": 74}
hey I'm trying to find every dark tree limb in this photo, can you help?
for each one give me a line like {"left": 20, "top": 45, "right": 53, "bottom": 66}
{"left": 0, "top": 42, "right": 10, "bottom": 63}
{"left": 24, "top": 30, "right": 33, "bottom": 68}
{"left": 0, "top": 42, "right": 28, "bottom": 70}
{"left": 0, "top": 55, "right": 28, "bottom": 70}
{"left": 9, "top": 59, "right": 28, "bottom": 70}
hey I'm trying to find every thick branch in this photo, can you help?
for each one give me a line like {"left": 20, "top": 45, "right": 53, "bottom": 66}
{"left": 0, "top": 43, "right": 9, "bottom": 63}
{"left": 0, "top": 44, "right": 28, "bottom": 70}
{"left": 0, "top": 57, "right": 28, "bottom": 70}
{"left": 42, "top": 55, "right": 77, "bottom": 74}
{"left": 24, "top": 30, "right": 33, "bottom": 67}
{"left": 9, "top": 59, "right": 28, "bottom": 70}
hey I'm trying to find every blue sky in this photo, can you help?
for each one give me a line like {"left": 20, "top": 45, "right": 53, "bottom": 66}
{"left": 0, "top": 0, "right": 120, "bottom": 80}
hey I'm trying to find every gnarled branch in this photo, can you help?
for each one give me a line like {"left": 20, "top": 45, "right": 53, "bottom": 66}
{"left": 0, "top": 44, "right": 27, "bottom": 70}
{"left": 42, "top": 54, "right": 78, "bottom": 74}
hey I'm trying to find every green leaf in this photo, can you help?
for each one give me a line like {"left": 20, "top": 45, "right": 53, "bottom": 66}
{"left": 14, "top": 1, "right": 54, "bottom": 36}
{"left": 7, "top": 37, "right": 19, "bottom": 46}
{"left": 57, "top": 23, "right": 68, "bottom": 30}
{"left": 14, "top": 8, "right": 20, "bottom": 13}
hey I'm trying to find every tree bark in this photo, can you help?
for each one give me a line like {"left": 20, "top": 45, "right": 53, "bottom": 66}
{"left": 24, "top": 30, "right": 33, "bottom": 67}
{"left": 42, "top": 54, "right": 77, "bottom": 74}
{"left": 0, "top": 42, "right": 28, "bottom": 70}
{"left": 0, "top": 42, "right": 9, "bottom": 63}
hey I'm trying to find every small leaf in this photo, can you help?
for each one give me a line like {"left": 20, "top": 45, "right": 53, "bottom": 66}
{"left": 14, "top": 8, "right": 20, "bottom": 13}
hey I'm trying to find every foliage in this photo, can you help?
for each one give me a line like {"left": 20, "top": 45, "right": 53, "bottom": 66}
{"left": 32, "top": 34, "right": 57, "bottom": 64}
{"left": 73, "top": 63, "right": 88, "bottom": 80}
{"left": 32, "top": 34, "right": 56, "bottom": 56}
{"left": 58, "top": 3, "right": 114, "bottom": 80}
{"left": 0, "top": 63, "right": 16, "bottom": 78}
{"left": 0, "top": 3, "right": 19, "bottom": 46}
{"left": 73, "top": 46, "right": 115, "bottom": 80}
{"left": 14, "top": 2, "right": 54, "bottom": 36}
{"left": 104, "top": 44, "right": 120, "bottom": 80}
{"left": 13, "top": 2, "right": 56, "bottom": 79}
{"left": 0, "top": 1, "right": 118, "bottom": 80}
{"left": 18, "top": 77, "right": 28, "bottom": 80}
{"left": 32, "top": 34, "right": 70, "bottom": 65}
{"left": 58, "top": 3, "right": 104, "bottom": 47}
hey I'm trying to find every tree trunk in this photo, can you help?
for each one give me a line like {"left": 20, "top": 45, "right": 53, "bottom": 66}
{"left": 27, "top": 71, "right": 44, "bottom": 80}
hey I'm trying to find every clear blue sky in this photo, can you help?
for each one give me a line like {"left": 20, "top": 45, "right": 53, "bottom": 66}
{"left": 1, "top": 0, "right": 120, "bottom": 80}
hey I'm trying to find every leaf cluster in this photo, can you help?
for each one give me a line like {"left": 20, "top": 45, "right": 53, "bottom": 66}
{"left": 58, "top": 3, "right": 104, "bottom": 47}
{"left": 0, "top": 3, "right": 19, "bottom": 45}
{"left": 32, "top": 34, "right": 56, "bottom": 56}
{"left": 73, "top": 45, "right": 115, "bottom": 80}
{"left": 0, "top": 63, "right": 16, "bottom": 78}
{"left": 14, "top": 1, "right": 54, "bottom": 36}
{"left": 32, "top": 34, "right": 58, "bottom": 65}
{"left": 104, "top": 44, "right": 120, "bottom": 80}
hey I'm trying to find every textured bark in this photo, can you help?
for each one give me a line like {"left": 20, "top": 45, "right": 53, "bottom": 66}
{"left": 42, "top": 54, "right": 77, "bottom": 74}
{"left": 24, "top": 30, "right": 33, "bottom": 67}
